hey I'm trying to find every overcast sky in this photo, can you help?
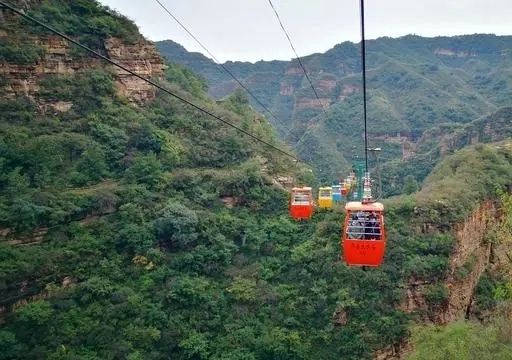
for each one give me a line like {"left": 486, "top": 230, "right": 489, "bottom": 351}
{"left": 99, "top": 0, "right": 512, "bottom": 62}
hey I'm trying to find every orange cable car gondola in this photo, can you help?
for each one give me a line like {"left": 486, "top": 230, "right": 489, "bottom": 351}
{"left": 340, "top": 182, "right": 349, "bottom": 196}
{"left": 289, "top": 187, "right": 314, "bottom": 220}
{"left": 342, "top": 201, "right": 386, "bottom": 266}
{"left": 342, "top": 174, "right": 386, "bottom": 267}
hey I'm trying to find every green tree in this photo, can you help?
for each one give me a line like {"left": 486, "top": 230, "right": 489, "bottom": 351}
{"left": 402, "top": 175, "right": 419, "bottom": 194}
{"left": 16, "top": 300, "right": 54, "bottom": 326}
{"left": 0, "top": 330, "right": 20, "bottom": 359}
{"left": 72, "top": 148, "right": 109, "bottom": 185}
{"left": 125, "top": 153, "right": 164, "bottom": 189}
{"left": 154, "top": 201, "right": 199, "bottom": 250}
{"left": 179, "top": 331, "right": 210, "bottom": 359}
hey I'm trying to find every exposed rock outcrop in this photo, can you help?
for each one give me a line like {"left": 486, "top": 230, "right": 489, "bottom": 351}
{"left": 104, "top": 37, "right": 166, "bottom": 103}
{"left": 402, "top": 140, "right": 416, "bottom": 160}
{"left": 285, "top": 66, "right": 303, "bottom": 75}
{"left": 377, "top": 200, "right": 502, "bottom": 359}
{"left": 295, "top": 97, "right": 330, "bottom": 110}
{"left": 434, "top": 48, "right": 475, "bottom": 57}
{"left": 401, "top": 202, "right": 496, "bottom": 322}
{"left": 374, "top": 342, "right": 412, "bottom": 360}
{"left": 0, "top": 32, "right": 165, "bottom": 105}
{"left": 273, "top": 175, "right": 294, "bottom": 190}
{"left": 415, "top": 108, "right": 512, "bottom": 159}
{"left": 437, "top": 201, "right": 495, "bottom": 323}
{"left": 317, "top": 78, "right": 337, "bottom": 92}
{"left": 339, "top": 84, "right": 358, "bottom": 101}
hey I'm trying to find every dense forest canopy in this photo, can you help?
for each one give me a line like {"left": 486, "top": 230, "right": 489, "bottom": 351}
{"left": 0, "top": 1, "right": 511, "bottom": 359}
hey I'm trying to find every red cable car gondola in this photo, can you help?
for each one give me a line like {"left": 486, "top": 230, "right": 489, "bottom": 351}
{"left": 341, "top": 182, "right": 349, "bottom": 196}
{"left": 289, "top": 187, "right": 314, "bottom": 220}
{"left": 342, "top": 200, "right": 386, "bottom": 267}
{"left": 342, "top": 169, "right": 386, "bottom": 266}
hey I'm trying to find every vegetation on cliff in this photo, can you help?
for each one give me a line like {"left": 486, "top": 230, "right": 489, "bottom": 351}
{"left": 408, "top": 317, "right": 512, "bottom": 360}
{"left": 382, "top": 107, "right": 512, "bottom": 197}
{"left": 0, "top": 1, "right": 511, "bottom": 359}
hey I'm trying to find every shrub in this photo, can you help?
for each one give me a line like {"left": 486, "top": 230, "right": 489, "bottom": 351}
{"left": 154, "top": 201, "right": 198, "bottom": 250}
{"left": 424, "top": 283, "right": 449, "bottom": 308}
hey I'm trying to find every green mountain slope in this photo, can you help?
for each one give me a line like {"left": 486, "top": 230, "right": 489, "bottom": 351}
{"left": 157, "top": 35, "right": 512, "bottom": 181}
{"left": 1, "top": 2, "right": 512, "bottom": 359}
{"left": 381, "top": 106, "right": 512, "bottom": 196}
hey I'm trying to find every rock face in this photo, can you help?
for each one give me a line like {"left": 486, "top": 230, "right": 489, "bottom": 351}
{"left": 434, "top": 48, "right": 475, "bottom": 57}
{"left": 402, "top": 201, "right": 496, "bottom": 322}
{"left": 1, "top": 36, "right": 77, "bottom": 99}
{"left": 295, "top": 97, "right": 330, "bottom": 110}
{"left": 437, "top": 201, "right": 495, "bottom": 323}
{"left": 412, "top": 108, "right": 512, "bottom": 160}
{"left": 377, "top": 201, "right": 501, "bottom": 359}
{"left": 0, "top": 30, "right": 165, "bottom": 106}
{"left": 104, "top": 37, "right": 166, "bottom": 103}
{"left": 317, "top": 78, "right": 337, "bottom": 92}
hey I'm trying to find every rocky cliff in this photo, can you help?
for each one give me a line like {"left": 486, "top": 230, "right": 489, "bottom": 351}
{"left": 416, "top": 107, "right": 512, "bottom": 158}
{"left": 376, "top": 197, "right": 511, "bottom": 359}
{"left": 401, "top": 201, "right": 496, "bottom": 323}
{"left": 0, "top": 4, "right": 165, "bottom": 107}
{"left": 104, "top": 37, "right": 165, "bottom": 103}
{"left": 439, "top": 201, "right": 495, "bottom": 322}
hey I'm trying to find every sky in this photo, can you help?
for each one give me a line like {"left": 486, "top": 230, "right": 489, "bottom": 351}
{"left": 99, "top": 0, "right": 512, "bottom": 62}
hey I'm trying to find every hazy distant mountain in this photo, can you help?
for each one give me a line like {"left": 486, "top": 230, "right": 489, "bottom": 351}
{"left": 157, "top": 34, "right": 512, "bottom": 180}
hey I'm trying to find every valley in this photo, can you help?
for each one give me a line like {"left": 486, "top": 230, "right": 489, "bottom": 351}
{"left": 0, "top": 1, "right": 511, "bottom": 359}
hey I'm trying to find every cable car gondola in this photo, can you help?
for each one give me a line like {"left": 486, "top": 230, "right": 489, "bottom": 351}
{"left": 318, "top": 186, "right": 333, "bottom": 209}
{"left": 332, "top": 185, "right": 342, "bottom": 203}
{"left": 341, "top": 182, "right": 349, "bottom": 196}
{"left": 343, "top": 172, "right": 356, "bottom": 196}
{"left": 342, "top": 199, "right": 386, "bottom": 267}
{"left": 290, "top": 187, "right": 314, "bottom": 220}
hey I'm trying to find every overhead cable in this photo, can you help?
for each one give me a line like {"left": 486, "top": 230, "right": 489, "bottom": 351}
{"left": 0, "top": 1, "right": 309, "bottom": 166}
{"left": 154, "top": 0, "right": 291, "bottom": 135}
{"left": 359, "top": 0, "right": 369, "bottom": 172}
{"left": 267, "top": 0, "right": 329, "bottom": 119}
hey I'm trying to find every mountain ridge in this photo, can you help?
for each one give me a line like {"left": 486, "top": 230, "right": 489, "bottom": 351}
{"left": 157, "top": 33, "right": 512, "bottom": 182}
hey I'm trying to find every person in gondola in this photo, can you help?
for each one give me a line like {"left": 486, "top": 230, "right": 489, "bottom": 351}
{"left": 375, "top": 220, "right": 381, "bottom": 240}
{"left": 361, "top": 211, "right": 371, "bottom": 239}
{"left": 369, "top": 212, "right": 381, "bottom": 240}
{"left": 349, "top": 214, "right": 362, "bottom": 239}
{"left": 367, "top": 212, "right": 377, "bottom": 239}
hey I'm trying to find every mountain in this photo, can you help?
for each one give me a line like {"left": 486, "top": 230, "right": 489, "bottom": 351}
{"left": 1, "top": 1, "right": 512, "bottom": 359}
{"left": 381, "top": 106, "right": 512, "bottom": 196}
{"left": 157, "top": 35, "right": 512, "bottom": 182}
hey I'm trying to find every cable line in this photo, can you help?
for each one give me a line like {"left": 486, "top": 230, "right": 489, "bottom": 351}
{"left": 360, "top": 0, "right": 369, "bottom": 173}
{"left": 154, "top": 0, "right": 291, "bottom": 135}
{"left": 267, "top": 0, "right": 329, "bottom": 119}
{"left": 0, "top": 1, "right": 310, "bottom": 166}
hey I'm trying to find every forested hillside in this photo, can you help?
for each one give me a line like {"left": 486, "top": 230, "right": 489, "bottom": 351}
{"left": 1, "top": 1, "right": 512, "bottom": 359}
{"left": 157, "top": 35, "right": 512, "bottom": 181}
{"left": 381, "top": 107, "right": 512, "bottom": 196}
